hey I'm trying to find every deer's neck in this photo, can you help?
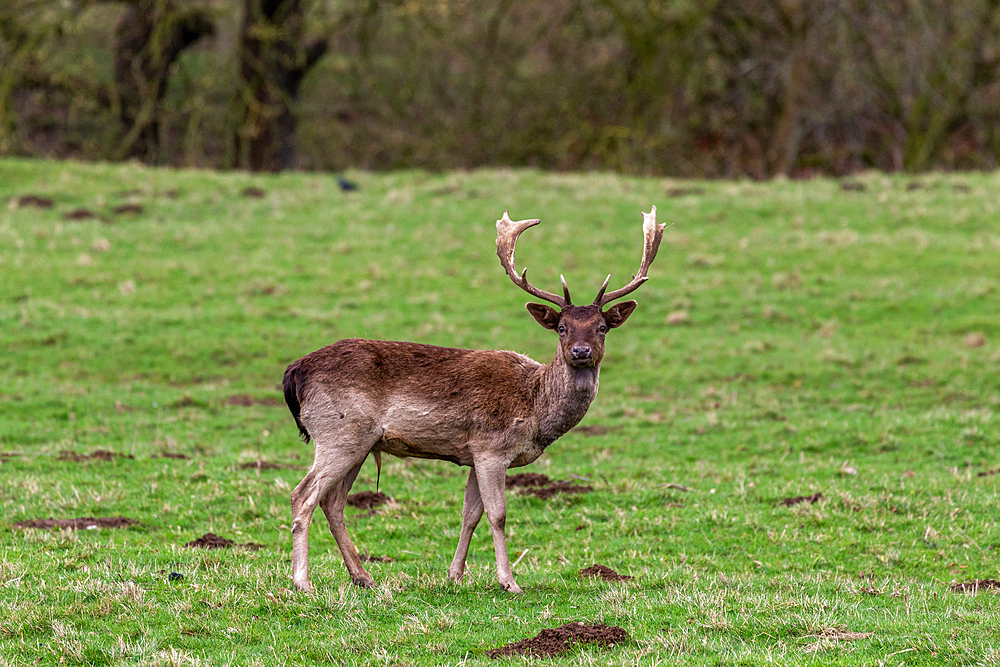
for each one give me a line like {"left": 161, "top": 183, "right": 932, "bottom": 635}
{"left": 534, "top": 357, "right": 599, "bottom": 448}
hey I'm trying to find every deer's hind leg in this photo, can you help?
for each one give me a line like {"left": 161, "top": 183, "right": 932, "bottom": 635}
{"left": 448, "top": 466, "right": 484, "bottom": 582}
{"left": 319, "top": 457, "right": 374, "bottom": 588}
{"left": 291, "top": 423, "right": 380, "bottom": 592}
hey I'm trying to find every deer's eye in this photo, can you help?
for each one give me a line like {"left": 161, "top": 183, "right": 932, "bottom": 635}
{"left": 598, "top": 324, "right": 607, "bottom": 335}
{"left": 557, "top": 324, "right": 566, "bottom": 335}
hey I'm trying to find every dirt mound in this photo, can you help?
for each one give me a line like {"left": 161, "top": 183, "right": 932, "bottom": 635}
{"left": 241, "top": 186, "right": 267, "bottom": 198}
{"left": 977, "top": 469, "right": 999, "bottom": 477}
{"left": 523, "top": 482, "right": 593, "bottom": 500}
{"left": 580, "top": 564, "right": 633, "bottom": 581}
{"left": 347, "top": 491, "right": 390, "bottom": 509}
{"left": 15, "top": 194, "right": 55, "bottom": 208}
{"left": 14, "top": 516, "right": 139, "bottom": 530}
{"left": 225, "top": 394, "right": 283, "bottom": 407}
{"left": 506, "top": 473, "right": 552, "bottom": 488}
{"left": 153, "top": 452, "right": 189, "bottom": 460}
{"left": 950, "top": 579, "right": 1000, "bottom": 592}
{"left": 113, "top": 203, "right": 143, "bottom": 215}
{"left": 486, "top": 622, "right": 628, "bottom": 658}
{"left": 184, "top": 532, "right": 264, "bottom": 550}
{"left": 64, "top": 208, "right": 96, "bottom": 220}
{"left": 782, "top": 492, "right": 823, "bottom": 507}
{"left": 57, "top": 449, "right": 134, "bottom": 462}
{"left": 506, "top": 473, "right": 593, "bottom": 499}
{"left": 185, "top": 533, "right": 235, "bottom": 549}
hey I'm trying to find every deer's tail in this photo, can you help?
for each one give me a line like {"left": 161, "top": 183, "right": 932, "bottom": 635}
{"left": 282, "top": 361, "right": 311, "bottom": 443}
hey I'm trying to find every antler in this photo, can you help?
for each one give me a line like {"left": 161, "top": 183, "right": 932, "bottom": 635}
{"left": 496, "top": 211, "right": 570, "bottom": 307}
{"left": 593, "top": 206, "right": 666, "bottom": 307}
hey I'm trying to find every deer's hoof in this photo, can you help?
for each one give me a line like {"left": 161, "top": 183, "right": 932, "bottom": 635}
{"left": 351, "top": 576, "right": 376, "bottom": 589}
{"left": 293, "top": 580, "right": 313, "bottom": 593}
{"left": 503, "top": 581, "right": 524, "bottom": 595}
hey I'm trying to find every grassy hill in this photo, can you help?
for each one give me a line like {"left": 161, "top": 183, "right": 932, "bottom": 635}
{"left": 1, "top": 159, "right": 998, "bottom": 664}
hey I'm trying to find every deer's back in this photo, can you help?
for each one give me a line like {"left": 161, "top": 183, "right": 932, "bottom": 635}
{"left": 285, "top": 339, "right": 543, "bottom": 462}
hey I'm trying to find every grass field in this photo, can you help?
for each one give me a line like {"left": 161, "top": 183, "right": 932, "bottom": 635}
{"left": 1, "top": 158, "right": 999, "bottom": 665}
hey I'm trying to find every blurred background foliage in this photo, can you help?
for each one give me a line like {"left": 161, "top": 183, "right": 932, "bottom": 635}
{"left": 2, "top": 0, "right": 999, "bottom": 177}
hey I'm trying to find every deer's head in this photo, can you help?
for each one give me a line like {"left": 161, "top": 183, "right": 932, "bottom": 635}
{"left": 496, "top": 208, "right": 665, "bottom": 369}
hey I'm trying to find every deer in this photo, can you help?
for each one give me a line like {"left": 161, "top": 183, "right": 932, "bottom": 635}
{"left": 282, "top": 207, "right": 665, "bottom": 594}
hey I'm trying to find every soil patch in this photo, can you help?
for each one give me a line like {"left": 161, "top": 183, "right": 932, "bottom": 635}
{"left": 225, "top": 394, "right": 283, "bottom": 407}
{"left": 950, "top": 579, "right": 1000, "bottom": 592}
{"left": 184, "top": 532, "right": 264, "bottom": 550}
{"left": 239, "top": 460, "right": 296, "bottom": 471}
{"left": 486, "top": 622, "right": 628, "bottom": 658}
{"left": 16, "top": 194, "right": 55, "bottom": 208}
{"left": 171, "top": 395, "right": 204, "bottom": 408}
{"left": 347, "top": 491, "right": 390, "bottom": 509}
{"left": 782, "top": 492, "right": 823, "bottom": 507}
{"left": 153, "top": 452, "right": 190, "bottom": 460}
{"left": 506, "top": 473, "right": 551, "bottom": 488}
{"left": 506, "top": 473, "right": 593, "bottom": 499}
{"left": 520, "top": 483, "right": 593, "bottom": 500}
{"left": 665, "top": 187, "right": 704, "bottom": 197}
{"left": 840, "top": 182, "right": 866, "bottom": 192}
{"left": 580, "top": 564, "right": 633, "bottom": 581}
{"left": 14, "top": 516, "right": 139, "bottom": 530}
{"left": 58, "top": 449, "right": 134, "bottom": 462}
{"left": 574, "top": 424, "right": 620, "bottom": 437}
{"left": 360, "top": 553, "right": 393, "bottom": 563}
{"left": 977, "top": 469, "right": 998, "bottom": 478}
{"left": 64, "top": 208, "right": 96, "bottom": 220}
{"left": 807, "top": 628, "right": 873, "bottom": 640}
{"left": 113, "top": 203, "right": 144, "bottom": 215}
{"left": 241, "top": 186, "right": 267, "bottom": 198}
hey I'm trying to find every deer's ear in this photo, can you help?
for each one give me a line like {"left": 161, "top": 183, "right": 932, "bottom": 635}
{"left": 604, "top": 300, "right": 637, "bottom": 328}
{"left": 526, "top": 303, "right": 561, "bottom": 330}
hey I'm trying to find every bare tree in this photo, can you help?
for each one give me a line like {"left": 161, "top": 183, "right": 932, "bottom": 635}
{"left": 113, "top": 0, "right": 214, "bottom": 161}
{"left": 850, "top": 0, "right": 1000, "bottom": 171}
{"left": 232, "top": 0, "right": 327, "bottom": 171}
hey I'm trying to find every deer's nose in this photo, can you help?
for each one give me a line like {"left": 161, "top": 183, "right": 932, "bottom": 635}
{"left": 571, "top": 344, "right": 592, "bottom": 360}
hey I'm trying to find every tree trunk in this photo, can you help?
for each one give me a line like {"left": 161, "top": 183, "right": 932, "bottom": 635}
{"left": 233, "top": 0, "right": 328, "bottom": 172}
{"left": 113, "top": 0, "right": 213, "bottom": 162}
{"left": 767, "top": 0, "right": 811, "bottom": 176}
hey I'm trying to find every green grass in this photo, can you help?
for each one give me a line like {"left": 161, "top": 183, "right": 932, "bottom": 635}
{"left": 1, "top": 159, "right": 999, "bottom": 665}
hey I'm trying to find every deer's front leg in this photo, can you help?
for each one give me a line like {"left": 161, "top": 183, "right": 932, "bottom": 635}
{"left": 472, "top": 456, "right": 523, "bottom": 594}
{"left": 448, "top": 466, "right": 484, "bottom": 582}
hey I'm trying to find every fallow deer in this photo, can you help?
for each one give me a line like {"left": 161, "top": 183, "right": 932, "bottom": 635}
{"left": 282, "top": 207, "right": 665, "bottom": 593}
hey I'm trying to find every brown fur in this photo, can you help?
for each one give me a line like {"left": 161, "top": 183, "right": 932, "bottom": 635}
{"left": 286, "top": 339, "right": 540, "bottom": 465}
